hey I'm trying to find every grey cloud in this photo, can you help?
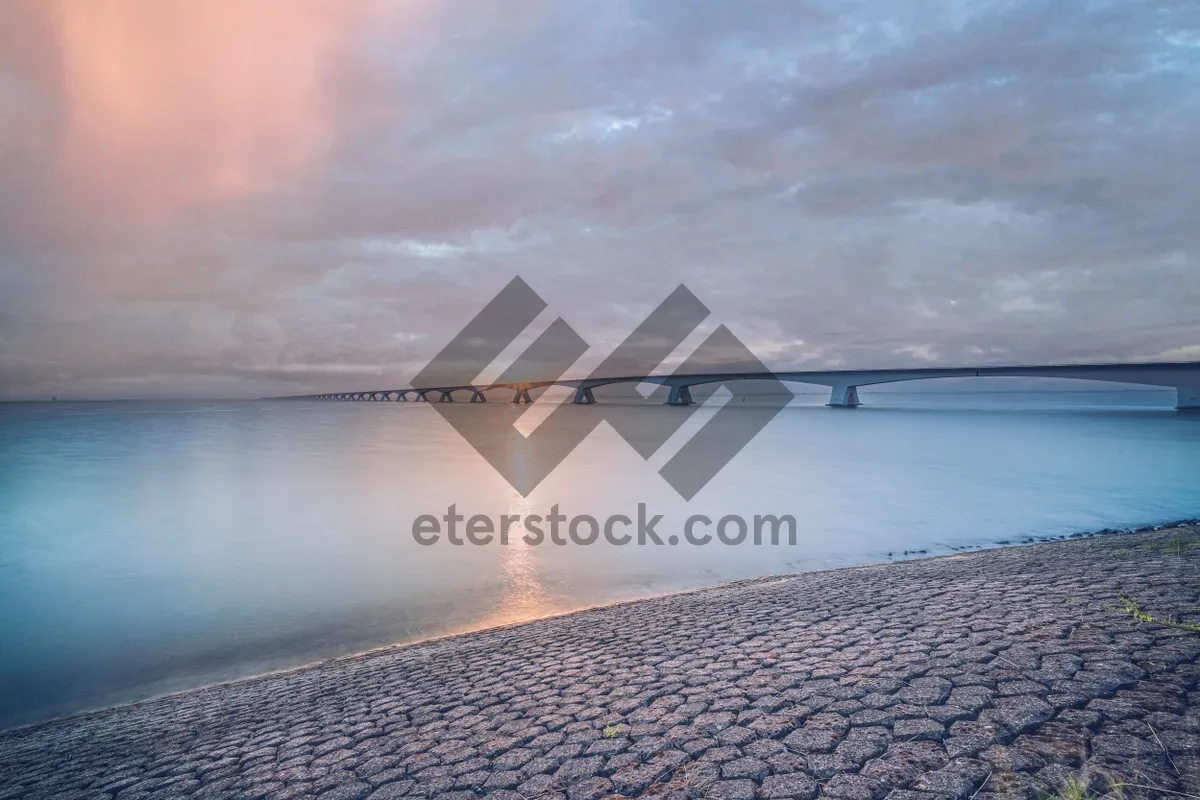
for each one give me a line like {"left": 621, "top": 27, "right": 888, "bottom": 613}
{"left": 1, "top": 0, "right": 1198, "bottom": 399}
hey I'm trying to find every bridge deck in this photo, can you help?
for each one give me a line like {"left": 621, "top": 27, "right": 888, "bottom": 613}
{"left": 279, "top": 360, "right": 1200, "bottom": 409}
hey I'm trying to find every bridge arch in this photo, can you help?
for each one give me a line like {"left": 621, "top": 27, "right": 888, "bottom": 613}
{"left": 576, "top": 367, "right": 1200, "bottom": 409}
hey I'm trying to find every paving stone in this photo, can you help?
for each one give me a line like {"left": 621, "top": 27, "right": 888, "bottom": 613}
{"left": 704, "top": 778, "right": 756, "bottom": 800}
{"left": 564, "top": 775, "right": 611, "bottom": 800}
{"left": 912, "top": 757, "right": 989, "bottom": 798}
{"left": 765, "top": 751, "right": 809, "bottom": 774}
{"left": 697, "top": 745, "right": 740, "bottom": 763}
{"left": 894, "top": 718, "right": 948, "bottom": 741}
{"left": 823, "top": 772, "right": 889, "bottom": 798}
{"left": 782, "top": 717, "right": 847, "bottom": 754}
{"left": 714, "top": 725, "right": 757, "bottom": 747}
{"left": 554, "top": 756, "right": 605, "bottom": 785}
{"left": 719, "top": 756, "right": 768, "bottom": 780}
{"left": 516, "top": 774, "right": 558, "bottom": 796}
{"left": 837, "top": 726, "right": 891, "bottom": 763}
{"left": 319, "top": 782, "right": 373, "bottom": 800}
{"left": 944, "top": 734, "right": 991, "bottom": 759}
{"left": 984, "top": 695, "right": 1055, "bottom": 735}
{"left": 900, "top": 677, "right": 953, "bottom": 706}
{"left": 742, "top": 738, "right": 786, "bottom": 759}
{"left": 805, "top": 752, "right": 856, "bottom": 779}
{"left": 365, "top": 782, "right": 413, "bottom": 799}
{"left": 610, "top": 763, "right": 661, "bottom": 794}
{"left": 759, "top": 771, "right": 819, "bottom": 799}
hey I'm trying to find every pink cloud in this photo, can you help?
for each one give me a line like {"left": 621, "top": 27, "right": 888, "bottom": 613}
{"left": 26, "top": 1, "right": 392, "bottom": 232}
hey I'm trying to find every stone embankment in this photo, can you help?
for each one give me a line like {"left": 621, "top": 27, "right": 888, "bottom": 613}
{"left": 1, "top": 527, "right": 1198, "bottom": 799}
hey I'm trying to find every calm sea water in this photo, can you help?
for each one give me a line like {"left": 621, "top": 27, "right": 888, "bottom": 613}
{"left": 2, "top": 388, "right": 1199, "bottom": 728}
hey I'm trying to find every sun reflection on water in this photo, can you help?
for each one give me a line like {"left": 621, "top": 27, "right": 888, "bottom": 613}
{"left": 475, "top": 427, "right": 555, "bottom": 628}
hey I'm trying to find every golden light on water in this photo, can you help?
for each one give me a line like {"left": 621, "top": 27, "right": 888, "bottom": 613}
{"left": 493, "top": 489, "right": 555, "bottom": 625}
{"left": 475, "top": 424, "right": 555, "bottom": 628}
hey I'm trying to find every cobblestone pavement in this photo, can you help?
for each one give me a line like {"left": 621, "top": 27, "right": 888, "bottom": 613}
{"left": 2, "top": 527, "right": 1198, "bottom": 800}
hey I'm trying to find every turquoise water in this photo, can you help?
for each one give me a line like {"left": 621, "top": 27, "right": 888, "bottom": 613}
{"left": 1, "top": 388, "right": 1198, "bottom": 728}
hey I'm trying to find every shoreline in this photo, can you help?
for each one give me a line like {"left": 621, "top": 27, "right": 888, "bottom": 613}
{"left": 2, "top": 523, "right": 1198, "bottom": 799}
{"left": 2, "top": 520, "right": 1190, "bottom": 738}
{"left": 1, "top": 517, "right": 1197, "bottom": 740}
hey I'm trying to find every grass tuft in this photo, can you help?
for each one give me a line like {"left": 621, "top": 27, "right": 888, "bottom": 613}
{"left": 1142, "top": 533, "right": 1199, "bottom": 556}
{"left": 1035, "top": 774, "right": 1128, "bottom": 799}
{"left": 1113, "top": 596, "right": 1200, "bottom": 634}
{"left": 1163, "top": 534, "right": 1200, "bottom": 556}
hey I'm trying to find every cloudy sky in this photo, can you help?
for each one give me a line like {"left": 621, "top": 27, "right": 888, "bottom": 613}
{"left": 1, "top": 0, "right": 1198, "bottom": 400}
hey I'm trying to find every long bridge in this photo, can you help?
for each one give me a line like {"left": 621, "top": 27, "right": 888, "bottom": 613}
{"left": 280, "top": 360, "right": 1200, "bottom": 409}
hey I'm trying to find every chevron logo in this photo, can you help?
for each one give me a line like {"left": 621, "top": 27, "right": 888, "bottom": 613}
{"left": 413, "top": 277, "right": 792, "bottom": 499}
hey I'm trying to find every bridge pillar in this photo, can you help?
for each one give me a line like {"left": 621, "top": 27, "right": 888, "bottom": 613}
{"left": 398, "top": 392, "right": 409, "bottom": 402}
{"left": 666, "top": 385, "right": 693, "bottom": 406}
{"left": 827, "top": 385, "right": 861, "bottom": 407}
{"left": 439, "top": 391, "right": 454, "bottom": 403}
{"left": 415, "top": 392, "right": 428, "bottom": 402}
{"left": 573, "top": 387, "right": 596, "bottom": 405}
{"left": 470, "top": 390, "right": 487, "bottom": 403}
{"left": 1178, "top": 385, "right": 1200, "bottom": 411}
{"left": 513, "top": 389, "right": 533, "bottom": 404}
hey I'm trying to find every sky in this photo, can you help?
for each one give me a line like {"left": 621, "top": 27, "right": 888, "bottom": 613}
{"left": 1, "top": 0, "right": 1198, "bottom": 400}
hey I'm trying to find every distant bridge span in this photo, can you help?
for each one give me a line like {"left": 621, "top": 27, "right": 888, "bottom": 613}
{"left": 280, "top": 361, "right": 1200, "bottom": 410}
